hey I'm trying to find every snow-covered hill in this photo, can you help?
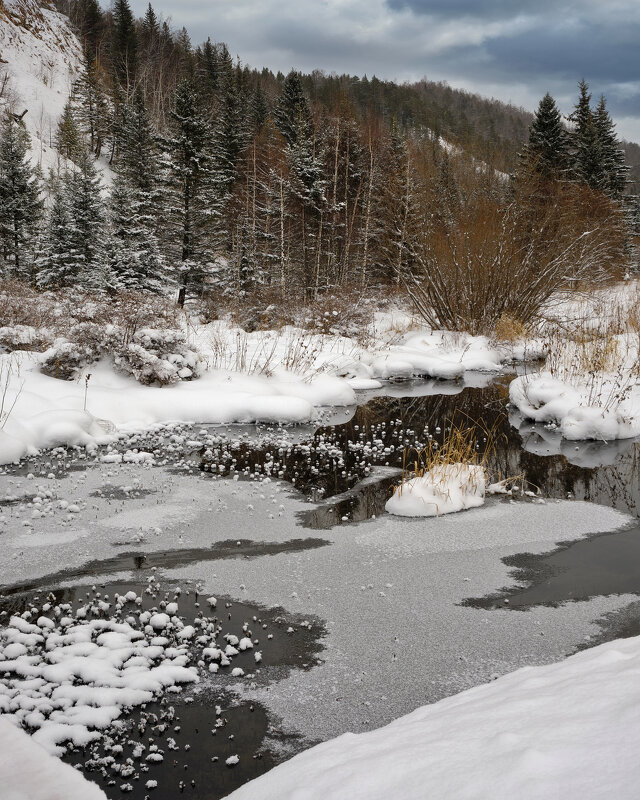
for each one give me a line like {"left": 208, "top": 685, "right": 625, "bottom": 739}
{"left": 0, "top": 0, "right": 83, "bottom": 174}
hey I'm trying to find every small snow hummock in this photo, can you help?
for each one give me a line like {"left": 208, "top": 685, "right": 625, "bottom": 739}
{"left": 224, "top": 634, "right": 640, "bottom": 800}
{"left": 385, "top": 463, "right": 485, "bottom": 517}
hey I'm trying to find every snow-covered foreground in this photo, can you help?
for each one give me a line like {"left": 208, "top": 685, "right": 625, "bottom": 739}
{"left": 0, "top": 717, "right": 107, "bottom": 800}
{"left": 0, "top": 440, "right": 637, "bottom": 797}
{"left": 225, "top": 634, "right": 640, "bottom": 800}
{"left": 0, "top": 318, "right": 532, "bottom": 466}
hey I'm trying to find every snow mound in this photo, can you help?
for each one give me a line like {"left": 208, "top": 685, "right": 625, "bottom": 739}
{"left": 385, "top": 463, "right": 485, "bottom": 517}
{"left": 225, "top": 634, "right": 640, "bottom": 800}
{"left": 0, "top": 716, "right": 106, "bottom": 800}
{"left": 510, "top": 372, "right": 640, "bottom": 441}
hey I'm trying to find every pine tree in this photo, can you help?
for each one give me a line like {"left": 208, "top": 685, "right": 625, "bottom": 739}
{"left": 38, "top": 177, "right": 75, "bottom": 288}
{"left": 519, "top": 93, "right": 570, "bottom": 179}
{"left": 274, "top": 71, "right": 312, "bottom": 147}
{"left": 209, "top": 46, "right": 244, "bottom": 252}
{"left": 76, "top": 0, "right": 104, "bottom": 64}
{"left": 65, "top": 150, "right": 107, "bottom": 289}
{"left": 108, "top": 92, "right": 168, "bottom": 292}
{"left": 0, "top": 113, "right": 43, "bottom": 279}
{"left": 56, "top": 101, "right": 83, "bottom": 163}
{"left": 574, "top": 112, "right": 607, "bottom": 192}
{"left": 74, "top": 57, "right": 109, "bottom": 158}
{"left": 159, "top": 79, "right": 213, "bottom": 306}
{"left": 112, "top": 0, "right": 138, "bottom": 91}
{"left": 249, "top": 84, "right": 269, "bottom": 134}
{"left": 594, "top": 95, "right": 629, "bottom": 199}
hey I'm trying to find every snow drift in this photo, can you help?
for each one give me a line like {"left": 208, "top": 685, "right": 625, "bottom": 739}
{"left": 225, "top": 634, "right": 640, "bottom": 800}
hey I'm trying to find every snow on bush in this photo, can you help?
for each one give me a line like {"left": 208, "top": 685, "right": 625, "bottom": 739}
{"left": 40, "top": 325, "right": 203, "bottom": 386}
{"left": 385, "top": 463, "right": 486, "bottom": 517}
{"left": 115, "top": 328, "right": 203, "bottom": 385}
{"left": 0, "top": 325, "right": 51, "bottom": 354}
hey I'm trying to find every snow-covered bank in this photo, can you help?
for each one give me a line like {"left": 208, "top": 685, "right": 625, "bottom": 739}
{"left": 0, "top": 313, "right": 535, "bottom": 465}
{"left": 225, "top": 633, "right": 640, "bottom": 800}
{"left": 510, "top": 372, "right": 640, "bottom": 441}
{"left": 0, "top": 717, "right": 106, "bottom": 800}
{"left": 0, "top": 352, "right": 356, "bottom": 465}
{"left": 509, "top": 282, "right": 640, "bottom": 441}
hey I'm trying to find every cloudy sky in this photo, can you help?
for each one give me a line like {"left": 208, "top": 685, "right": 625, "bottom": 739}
{"left": 129, "top": 0, "right": 640, "bottom": 143}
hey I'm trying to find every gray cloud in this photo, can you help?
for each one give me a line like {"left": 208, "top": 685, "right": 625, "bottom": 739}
{"left": 128, "top": 0, "right": 640, "bottom": 143}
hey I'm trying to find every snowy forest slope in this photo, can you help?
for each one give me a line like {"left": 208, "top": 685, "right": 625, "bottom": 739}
{"left": 0, "top": 0, "right": 83, "bottom": 173}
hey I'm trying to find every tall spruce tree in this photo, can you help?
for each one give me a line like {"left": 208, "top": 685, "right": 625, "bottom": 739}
{"left": 160, "top": 79, "right": 213, "bottom": 306}
{"left": 519, "top": 93, "right": 570, "bottom": 179}
{"left": 38, "top": 177, "right": 75, "bottom": 288}
{"left": 108, "top": 92, "right": 168, "bottom": 292}
{"left": 112, "top": 0, "right": 138, "bottom": 91}
{"left": 274, "top": 71, "right": 312, "bottom": 147}
{"left": 594, "top": 95, "right": 629, "bottom": 199}
{"left": 0, "top": 113, "right": 43, "bottom": 279}
{"left": 65, "top": 150, "right": 107, "bottom": 289}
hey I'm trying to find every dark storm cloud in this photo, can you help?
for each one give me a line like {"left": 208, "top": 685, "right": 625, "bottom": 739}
{"left": 386, "top": 0, "right": 561, "bottom": 19}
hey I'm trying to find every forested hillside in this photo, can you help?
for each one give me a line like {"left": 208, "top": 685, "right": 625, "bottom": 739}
{"left": 0, "top": 0, "right": 638, "bottom": 328}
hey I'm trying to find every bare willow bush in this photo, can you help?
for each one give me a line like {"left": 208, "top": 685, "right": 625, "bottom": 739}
{"left": 400, "top": 175, "right": 628, "bottom": 335}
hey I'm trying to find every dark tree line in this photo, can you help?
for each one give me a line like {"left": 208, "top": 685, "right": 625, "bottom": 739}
{"left": 0, "top": 1, "right": 637, "bottom": 306}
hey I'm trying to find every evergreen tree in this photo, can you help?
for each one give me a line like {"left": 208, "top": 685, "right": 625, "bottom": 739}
{"left": 112, "top": 0, "right": 138, "bottom": 91}
{"left": 434, "top": 150, "right": 460, "bottom": 225}
{"left": 274, "top": 71, "right": 312, "bottom": 147}
{"left": 249, "top": 84, "right": 269, "bottom": 134}
{"left": 209, "top": 46, "right": 244, "bottom": 250}
{"left": 159, "top": 79, "right": 213, "bottom": 305}
{"left": 108, "top": 92, "right": 168, "bottom": 292}
{"left": 141, "top": 3, "right": 160, "bottom": 47}
{"left": 594, "top": 95, "right": 629, "bottom": 199}
{"left": 65, "top": 150, "right": 107, "bottom": 289}
{"left": 76, "top": 0, "right": 104, "bottom": 64}
{"left": 574, "top": 112, "right": 607, "bottom": 192}
{"left": 519, "top": 93, "right": 570, "bottom": 179}
{"left": 0, "top": 113, "right": 43, "bottom": 279}
{"left": 38, "top": 177, "right": 75, "bottom": 288}
{"left": 74, "top": 57, "right": 110, "bottom": 158}
{"left": 56, "top": 101, "right": 83, "bottom": 163}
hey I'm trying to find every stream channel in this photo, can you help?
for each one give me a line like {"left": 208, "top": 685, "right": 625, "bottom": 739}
{"left": 0, "top": 373, "right": 639, "bottom": 799}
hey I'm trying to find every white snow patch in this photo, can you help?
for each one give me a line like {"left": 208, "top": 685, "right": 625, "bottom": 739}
{"left": 385, "top": 463, "right": 485, "bottom": 517}
{"left": 225, "top": 634, "right": 640, "bottom": 800}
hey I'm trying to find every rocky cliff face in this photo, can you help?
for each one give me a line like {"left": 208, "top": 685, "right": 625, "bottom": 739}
{"left": 0, "top": 0, "right": 83, "bottom": 172}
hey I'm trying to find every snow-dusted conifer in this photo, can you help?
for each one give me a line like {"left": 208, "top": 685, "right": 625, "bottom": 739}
{"left": 0, "top": 113, "right": 43, "bottom": 279}
{"left": 159, "top": 79, "right": 213, "bottom": 305}
{"left": 593, "top": 96, "right": 629, "bottom": 200}
{"left": 519, "top": 93, "right": 570, "bottom": 179}
{"left": 108, "top": 92, "right": 168, "bottom": 292}
{"left": 65, "top": 150, "right": 107, "bottom": 289}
